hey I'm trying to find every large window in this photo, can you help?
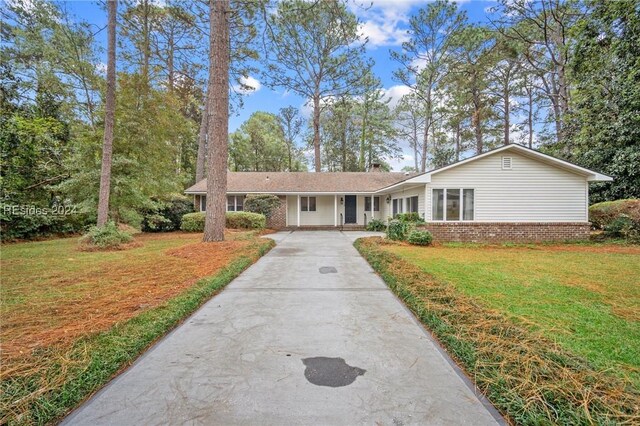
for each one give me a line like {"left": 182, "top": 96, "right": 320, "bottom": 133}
{"left": 432, "top": 188, "right": 474, "bottom": 221}
{"left": 392, "top": 198, "right": 403, "bottom": 216}
{"left": 407, "top": 196, "right": 419, "bottom": 213}
{"left": 301, "top": 196, "right": 316, "bottom": 212}
{"left": 364, "top": 196, "right": 380, "bottom": 212}
{"left": 227, "top": 195, "right": 244, "bottom": 212}
{"left": 432, "top": 189, "right": 444, "bottom": 220}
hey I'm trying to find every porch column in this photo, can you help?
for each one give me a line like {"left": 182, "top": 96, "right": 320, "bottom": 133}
{"left": 297, "top": 195, "right": 301, "bottom": 227}
{"left": 334, "top": 195, "right": 338, "bottom": 227}
{"left": 424, "top": 185, "right": 428, "bottom": 220}
{"left": 371, "top": 194, "right": 374, "bottom": 220}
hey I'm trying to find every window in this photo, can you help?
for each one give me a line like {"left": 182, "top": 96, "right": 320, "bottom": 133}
{"left": 463, "top": 189, "right": 474, "bottom": 220}
{"left": 301, "top": 196, "right": 316, "bottom": 212}
{"left": 446, "top": 189, "right": 460, "bottom": 220}
{"left": 432, "top": 188, "right": 474, "bottom": 221}
{"left": 392, "top": 198, "right": 403, "bottom": 216}
{"left": 364, "top": 196, "right": 380, "bottom": 212}
{"left": 227, "top": 195, "right": 244, "bottom": 212}
{"left": 432, "top": 189, "right": 444, "bottom": 220}
{"left": 407, "top": 196, "right": 419, "bottom": 213}
{"left": 200, "top": 195, "right": 206, "bottom": 212}
{"left": 502, "top": 156, "right": 512, "bottom": 170}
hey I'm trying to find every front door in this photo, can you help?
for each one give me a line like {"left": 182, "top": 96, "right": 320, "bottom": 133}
{"left": 345, "top": 195, "right": 357, "bottom": 224}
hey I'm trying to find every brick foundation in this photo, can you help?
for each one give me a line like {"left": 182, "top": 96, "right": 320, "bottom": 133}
{"left": 266, "top": 195, "right": 287, "bottom": 229}
{"left": 417, "top": 222, "right": 590, "bottom": 243}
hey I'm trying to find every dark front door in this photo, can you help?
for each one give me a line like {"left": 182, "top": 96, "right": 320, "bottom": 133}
{"left": 345, "top": 195, "right": 357, "bottom": 224}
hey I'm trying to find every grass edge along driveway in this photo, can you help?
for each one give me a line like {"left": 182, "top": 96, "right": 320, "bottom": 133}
{"left": 1, "top": 234, "right": 274, "bottom": 426}
{"left": 354, "top": 237, "right": 640, "bottom": 426}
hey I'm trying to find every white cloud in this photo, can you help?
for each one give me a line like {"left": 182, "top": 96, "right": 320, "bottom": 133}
{"left": 352, "top": 0, "right": 424, "bottom": 48}
{"left": 382, "top": 84, "right": 412, "bottom": 109}
{"left": 358, "top": 19, "right": 409, "bottom": 47}
{"left": 233, "top": 75, "right": 261, "bottom": 95}
{"left": 388, "top": 154, "right": 416, "bottom": 172}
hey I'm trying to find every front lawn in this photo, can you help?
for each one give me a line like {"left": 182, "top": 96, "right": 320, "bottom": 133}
{"left": 386, "top": 242, "right": 640, "bottom": 383}
{"left": 1, "top": 231, "right": 274, "bottom": 425}
{"left": 356, "top": 238, "right": 640, "bottom": 425}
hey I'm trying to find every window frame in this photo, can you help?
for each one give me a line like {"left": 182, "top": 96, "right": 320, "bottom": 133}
{"left": 226, "top": 195, "right": 244, "bottom": 212}
{"left": 407, "top": 196, "right": 419, "bottom": 213}
{"left": 200, "top": 195, "right": 206, "bottom": 212}
{"left": 364, "top": 196, "right": 380, "bottom": 212}
{"left": 431, "top": 188, "right": 475, "bottom": 222}
{"left": 300, "top": 196, "right": 316, "bottom": 212}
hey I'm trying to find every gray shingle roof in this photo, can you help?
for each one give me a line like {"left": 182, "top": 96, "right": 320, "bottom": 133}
{"left": 185, "top": 172, "right": 414, "bottom": 194}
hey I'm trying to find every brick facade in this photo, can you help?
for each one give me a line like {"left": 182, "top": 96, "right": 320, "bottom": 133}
{"left": 417, "top": 222, "right": 590, "bottom": 243}
{"left": 266, "top": 195, "right": 287, "bottom": 229}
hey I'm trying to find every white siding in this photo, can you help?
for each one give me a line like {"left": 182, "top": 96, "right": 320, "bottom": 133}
{"left": 387, "top": 187, "right": 425, "bottom": 219}
{"left": 287, "top": 195, "right": 336, "bottom": 226}
{"left": 425, "top": 152, "right": 588, "bottom": 222}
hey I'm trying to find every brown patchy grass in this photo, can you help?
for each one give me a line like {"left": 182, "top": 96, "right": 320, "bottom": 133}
{"left": 1, "top": 231, "right": 254, "bottom": 375}
{"left": 355, "top": 237, "right": 640, "bottom": 425}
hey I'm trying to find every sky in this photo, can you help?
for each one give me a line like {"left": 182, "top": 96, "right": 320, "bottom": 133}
{"left": 64, "top": 0, "right": 500, "bottom": 171}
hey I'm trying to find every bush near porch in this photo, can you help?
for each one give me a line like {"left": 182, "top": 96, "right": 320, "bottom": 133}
{"left": 180, "top": 211, "right": 266, "bottom": 232}
{"left": 355, "top": 237, "right": 640, "bottom": 425}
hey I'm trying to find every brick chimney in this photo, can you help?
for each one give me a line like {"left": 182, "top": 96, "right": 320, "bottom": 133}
{"left": 369, "top": 162, "right": 382, "bottom": 172}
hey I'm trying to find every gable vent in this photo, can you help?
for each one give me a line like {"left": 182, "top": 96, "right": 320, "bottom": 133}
{"left": 502, "top": 156, "right": 513, "bottom": 170}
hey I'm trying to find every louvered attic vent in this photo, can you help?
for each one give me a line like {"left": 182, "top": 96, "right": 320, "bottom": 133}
{"left": 502, "top": 156, "right": 513, "bottom": 170}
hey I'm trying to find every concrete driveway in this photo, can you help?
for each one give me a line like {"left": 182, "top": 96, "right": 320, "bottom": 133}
{"left": 63, "top": 231, "right": 503, "bottom": 426}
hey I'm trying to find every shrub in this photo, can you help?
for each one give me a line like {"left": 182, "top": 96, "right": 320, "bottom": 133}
{"left": 180, "top": 212, "right": 205, "bottom": 232}
{"left": 226, "top": 211, "right": 265, "bottom": 230}
{"left": 366, "top": 218, "right": 386, "bottom": 232}
{"left": 180, "top": 211, "right": 266, "bottom": 232}
{"left": 243, "top": 194, "right": 281, "bottom": 218}
{"left": 407, "top": 229, "right": 433, "bottom": 246}
{"left": 589, "top": 199, "right": 640, "bottom": 229}
{"left": 79, "top": 221, "right": 133, "bottom": 249}
{"left": 0, "top": 202, "right": 93, "bottom": 241}
{"left": 396, "top": 212, "right": 424, "bottom": 223}
{"left": 604, "top": 215, "right": 640, "bottom": 243}
{"left": 141, "top": 196, "right": 194, "bottom": 232}
{"left": 386, "top": 219, "right": 412, "bottom": 241}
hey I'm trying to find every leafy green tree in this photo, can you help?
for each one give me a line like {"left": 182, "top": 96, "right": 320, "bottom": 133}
{"left": 561, "top": 0, "right": 640, "bottom": 202}
{"left": 263, "top": 0, "right": 368, "bottom": 171}
{"left": 278, "top": 106, "right": 307, "bottom": 171}
{"left": 229, "top": 112, "right": 305, "bottom": 172}
{"left": 449, "top": 24, "right": 498, "bottom": 154}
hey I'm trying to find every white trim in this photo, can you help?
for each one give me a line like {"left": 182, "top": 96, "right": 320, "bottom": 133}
{"left": 297, "top": 195, "right": 300, "bottom": 227}
{"left": 431, "top": 187, "right": 476, "bottom": 222}
{"left": 334, "top": 195, "right": 338, "bottom": 226}
{"left": 403, "top": 144, "right": 613, "bottom": 183}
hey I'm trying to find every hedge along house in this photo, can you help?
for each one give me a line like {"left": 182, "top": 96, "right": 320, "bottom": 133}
{"left": 185, "top": 144, "right": 612, "bottom": 242}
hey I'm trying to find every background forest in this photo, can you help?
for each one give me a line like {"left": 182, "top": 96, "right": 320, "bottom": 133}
{"left": 1, "top": 0, "right": 639, "bottom": 240}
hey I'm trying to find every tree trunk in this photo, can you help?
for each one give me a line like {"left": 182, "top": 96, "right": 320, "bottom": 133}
{"left": 503, "top": 86, "right": 510, "bottom": 145}
{"left": 421, "top": 118, "right": 429, "bottom": 172}
{"left": 312, "top": 94, "right": 321, "bottom": 172}
{"left": 97, "top": 0, "right": 117, "bottom": 227}
{"left": 359, "top": 103, "right": 367, "bottom": 171}
{"left": 412, "top": 118, "right": 419, "bottom": 171}
{"left": 203, "top": 0, "right": 229, "bottom": 242}
{"left": 142, "top": 0, "right": 150, "bottom": 85}
{"left": 527, "top": 90, "right": 533, "bottom": 149}
{"left": 195, "top": 92, "right": 208, "bottom": 182}
{"left": 455, "top": 122, "right": 460, "bottom": 162}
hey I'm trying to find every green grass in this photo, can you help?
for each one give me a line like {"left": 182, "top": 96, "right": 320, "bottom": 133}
{"left": 355, "top": 238, "right": 640, "bottom": 425}
{"left": 385, "top": 243, "right": 640, "bottom": 385}
{"left": 1, "top": 232, "right": 274, "bottom": 425}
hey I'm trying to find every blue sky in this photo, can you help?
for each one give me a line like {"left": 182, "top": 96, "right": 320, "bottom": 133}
{"left": 64, "top": 0, "right": 499, "bottom": 170}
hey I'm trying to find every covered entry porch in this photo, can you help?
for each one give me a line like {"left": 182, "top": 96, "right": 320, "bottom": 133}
{"left": 285, "top": 194, "right": 385, "bottom": 228}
